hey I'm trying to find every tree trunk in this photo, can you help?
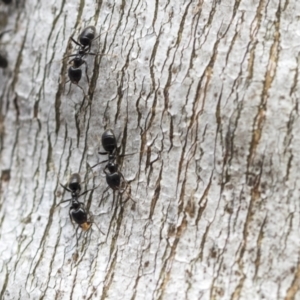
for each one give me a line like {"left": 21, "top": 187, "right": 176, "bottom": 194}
{"left": 0, "top": 0, "right": 300, "bottom": 299}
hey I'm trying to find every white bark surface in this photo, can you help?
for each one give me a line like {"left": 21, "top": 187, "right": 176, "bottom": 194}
{"left": 0, "top": 0, "right": 300, "bottom": 299}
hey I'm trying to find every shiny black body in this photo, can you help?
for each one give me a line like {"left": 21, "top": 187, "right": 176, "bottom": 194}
{"left": 65, "top": 199, "right": 91, "bottom": 231}
{"left": 90, "top": 129, "right": 119, "bottom": 168}
{"left": 101, "top": 129, "right": 117, "bottom": 154}
{"left": 68, "top": 173, "right": 81, "bottom": 196}
{"left": 69, "top": 201, "right": 91, "bottom": 231}
{"left": 104, "top": 162, "right": 124, "bottom": 191}
{"left": 68, "top": 65, "right": 82, "bottom": 84}
{"left": 70, "top": 202, "right": 87, "bottom": 224}
{"left": 78, "top": 26, "right": 96, "bottom": 52}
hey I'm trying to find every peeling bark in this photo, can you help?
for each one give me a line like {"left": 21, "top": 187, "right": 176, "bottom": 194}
{"left": 1, "top": 0, "right": 300, "bottom": 299}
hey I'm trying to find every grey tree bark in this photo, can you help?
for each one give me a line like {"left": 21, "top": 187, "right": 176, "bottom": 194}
{"left": 0, "top": 0, "right": 300, "bottom": 299}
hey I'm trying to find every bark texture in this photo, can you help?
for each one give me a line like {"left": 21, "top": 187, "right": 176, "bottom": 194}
{"left": 0, "top": 0, "right": 300, "bottom": 299}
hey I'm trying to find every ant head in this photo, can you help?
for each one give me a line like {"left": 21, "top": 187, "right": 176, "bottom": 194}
{"left": 68, "top": 66, "right": 82, "bottom": 83}
{"left": 69, "top": 176, "right": 81, "bottom": 194}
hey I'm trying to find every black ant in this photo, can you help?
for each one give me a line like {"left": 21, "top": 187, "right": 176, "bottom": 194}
{"left": 67, "top": 49, "right": 90, "bottom": 95}
{"left": 58, "top": 173, "right": 103, "bottom": 240}
{"left": 91, "top": 129, "right": 135, "bottom": 201}
{"left": 65, "top": 26, "right": 98, "bottom": 94}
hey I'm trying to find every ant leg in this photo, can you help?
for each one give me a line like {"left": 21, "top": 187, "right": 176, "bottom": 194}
{"left": 87, "top": 52, "right": 113, "bottom": 59}
{"left": 85, "top": 52, "right": 113, "bottom": 58}
{"left": 119, "top": 172, "right": 127, "bottom": 191}
{"left": 118, "top": 152, "right": 137, "bottom": 158}
{"left": 68, "top": 57, "right": 76, "bottom": 65}
{"left": 98, "top": 151, "right": 108, "bottom": 155}
{"left": 103, "top": 166, "right": 109, "bottom": 176}
{"left": 93, "top": 221, "right": 105, "bottom": 235}
{"left": 63, "top": 80, "right": 70, "bottom": 94}
{"left": 62, "top": 53, "right": 77, "bottom": 61}
{"left": 60, "top": 183, "right": 72, "bottom": 193}
{"left": 0, "top": 30, "right": 11, "bottom": 40}
{"left": 69, "top": 210, "right": 73, "bottom": 223}
{"left": 92, "top": 24, "right": 115, "bottom": 42}
{"left": 75, "top": 83, "right": 87, "bottom": 97}
{"left": 120, "top": 189, "right": 136, "bottom": 204}
{"left": 78, "top": 185, "right": 99, "bottom": 197}
{"left": 119, "top": 176, "right": 136, "bottom": 203}
{"left": 93, "top": 35, "right": 101, "bottom": 41}
{"left": 70, "top": 37, "right": 82, "bottom": 47}
{"left": 75, "top": 226, "right": 80, "bottom": 247}
{"left": 67, "top": 82, "right": 72, "bottom": 95}
{"left": 98, "top": 186, "right": 111, "bottom": 207}
{"left": 83, "top": 60, "right": 89, "bottom": 84}
{"left": 57, "top": 183, "right": 73, "bottom": 206}
{"left": 111, "top": 191, "right": 119, "bottom": 209}
{"left": 125, "top": 190, "right": 136, "bottom": 203}
{"left": 88, "top": 212, "right": 105, "bottom": 235}
{"left": 68, "top": 210, "right": 76, "bottom": 229}
{"left": 89, "top": 159, "right": 108, "bottom": 169}
{"left": 56, "top": 197, "right": 72, "bottom": 207}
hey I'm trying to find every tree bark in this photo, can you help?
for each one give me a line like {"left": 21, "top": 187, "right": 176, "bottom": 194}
{"left": 0, "top": 0, "right": 300, "bottom": 299}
